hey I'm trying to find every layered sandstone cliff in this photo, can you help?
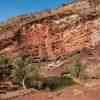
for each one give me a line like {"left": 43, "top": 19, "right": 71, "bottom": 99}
{"left": 1, "top": 1, "right": 100, "bottom": 97}
{"left": 0, "top": 0, "right": 100, "bottom": 62}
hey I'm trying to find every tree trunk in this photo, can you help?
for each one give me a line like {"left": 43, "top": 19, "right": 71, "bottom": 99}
{"left": 22, "top": 78, "right": 26, "bottom": 89}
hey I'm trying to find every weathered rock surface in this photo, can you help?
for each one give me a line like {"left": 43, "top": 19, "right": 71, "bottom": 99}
{"left": 0, "top": 0, "right": 100, "bottom": 77}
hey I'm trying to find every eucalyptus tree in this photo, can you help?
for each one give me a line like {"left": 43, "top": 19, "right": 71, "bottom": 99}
{"left": 11, "top": 56, "right": 40, "bottom": 89}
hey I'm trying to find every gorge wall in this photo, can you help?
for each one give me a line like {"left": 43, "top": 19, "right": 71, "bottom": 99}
{"left": 0, "top": 0, "right": 100, "bottom": 62}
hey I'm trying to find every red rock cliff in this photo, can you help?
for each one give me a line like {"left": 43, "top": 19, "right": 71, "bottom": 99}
{"left": 0, "top": 0, "right": 100, "bottom": 61}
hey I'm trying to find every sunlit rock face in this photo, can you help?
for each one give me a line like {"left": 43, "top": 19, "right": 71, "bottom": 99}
{"left": 0, "top": 0, "right": 100, "bottom": 62}
{"left": 0, "top": 0, "right": 100, "bottom": 79}
{"left": 18, "top": 19, "right": 100, "bottom": 61}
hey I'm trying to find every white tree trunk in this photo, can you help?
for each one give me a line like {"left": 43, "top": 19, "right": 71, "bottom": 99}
{"left": 22, "top": 78, "right": 26, "bottom": 89}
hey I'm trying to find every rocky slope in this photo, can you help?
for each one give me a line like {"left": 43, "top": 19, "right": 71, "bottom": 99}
{"left": 0, "top": 0, "right": 100, "bottom": 77}
{"left": 0, "top": 0, "right": 99, "bottom": 58}
{"left": 1, "top": 0, "right": 100, "bottom": 99}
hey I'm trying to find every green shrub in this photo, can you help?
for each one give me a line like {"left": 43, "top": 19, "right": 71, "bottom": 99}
{"left": 44, "top": 76, "right": 74, "bottom": 91}
{"left": 64, "top": 53, "right": 87, "bottom": 81}
{"left": 0, "top": 55, "right": 11, "bottom": 65}
{"left": 11, "top": 56, "right": 41, "bottom": 89}
{"left": 0, "top": 55, "right": 12, "bottom": 80}
{"left": 70, "top": 53, "right": 82, "bottom": 78}
{"left": 69, "top": 63, "right": 82, "bottom": 78}
{"left": 28, "top": 76, "right": 75, "bottom": 91}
